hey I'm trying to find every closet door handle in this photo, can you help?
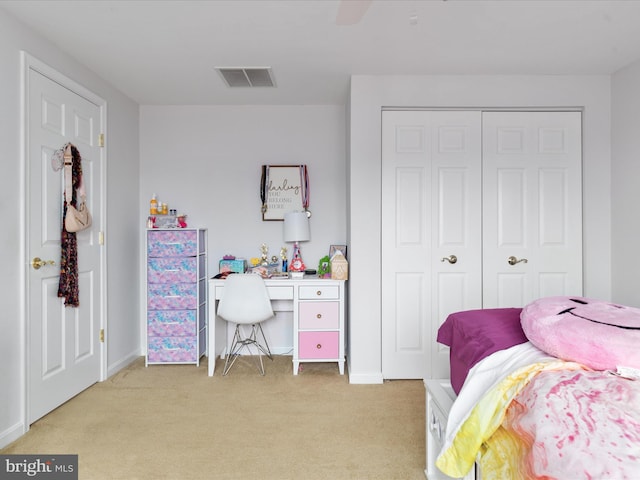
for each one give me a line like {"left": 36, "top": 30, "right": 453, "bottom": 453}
{"left": 441, "top": 255, "right": 457, "bottom": 264}
{"left": 508, "top": 256, "right": 528, "bottom": 266}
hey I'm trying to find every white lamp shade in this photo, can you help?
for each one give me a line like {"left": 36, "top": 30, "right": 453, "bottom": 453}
{"left": 283, "top": 211, "right": 310, "bottom": 242}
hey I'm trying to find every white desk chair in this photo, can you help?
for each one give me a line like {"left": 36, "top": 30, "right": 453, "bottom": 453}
{"left": 217, "top": 273, "right": 274, "bottom": 375}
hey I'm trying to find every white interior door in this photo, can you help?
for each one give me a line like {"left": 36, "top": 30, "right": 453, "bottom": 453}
{"left": 482, "top": 111, "right": 583, "bottom": 307}
{"left": 26, "top": 57, "right": 105, "bottom": 423}
{"left": 382, "top": 111, "right": 482, "bottom": 379}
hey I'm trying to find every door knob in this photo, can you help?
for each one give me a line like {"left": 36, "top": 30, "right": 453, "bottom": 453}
{"left": 507, "top": 256, "right": 528, "bottom": 266}
{"left": 31, "top": 257, "right": 55, "bottom": 270}
{"left": 441, "top": 255, "right": 457, "bottom": 264}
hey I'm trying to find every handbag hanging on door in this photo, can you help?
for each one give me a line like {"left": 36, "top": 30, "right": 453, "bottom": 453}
{"left": 63, "top": 145, "right": 91, "bottom": 232}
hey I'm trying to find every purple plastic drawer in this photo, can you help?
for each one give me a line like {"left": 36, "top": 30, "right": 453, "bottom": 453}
{"left": 147, "top": 230, "right": 198, "bottom": 257}
{"left": 147, "top": 310, "right": 196, "bottom": 337}
{"left": 147, "top": 284, "right": 198, "bottom": 310}
{"left": 147, "top": 257, "right": 197, "bottom": 284}
{"left": 147, "top": 336, "right": 197, "bottom": 363}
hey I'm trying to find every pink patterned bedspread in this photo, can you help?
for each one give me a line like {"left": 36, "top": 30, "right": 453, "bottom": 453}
{"left": 484, "top": 369, "right": 640, "bottom": 479}
{"left": 437, "top": 342, "right": 640, "bottom": 479}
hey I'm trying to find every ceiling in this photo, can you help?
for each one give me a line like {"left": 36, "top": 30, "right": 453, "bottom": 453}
{"left": 3, "top": 0, "right": 640, "bottom": 106}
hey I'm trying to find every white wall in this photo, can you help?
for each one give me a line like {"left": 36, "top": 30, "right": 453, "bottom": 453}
{"left": 612, "top": 59, "right": 640, "bottom": 307}
{"left": 139, "top": 105, "right": 347, "bottom": 352}
{"left": 347, "top": 75, "right": 613, "bottom": 383}
{"left": 0, "top": 8, "right": 140, "bottom": 447}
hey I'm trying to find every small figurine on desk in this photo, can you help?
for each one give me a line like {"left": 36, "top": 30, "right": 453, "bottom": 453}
{"left": 280, "top": 246, "right": 288, "bottom": 273}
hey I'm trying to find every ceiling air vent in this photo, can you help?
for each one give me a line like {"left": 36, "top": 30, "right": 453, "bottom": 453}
{"left": 216, "top": 67, "right": 275, "bottom": 88}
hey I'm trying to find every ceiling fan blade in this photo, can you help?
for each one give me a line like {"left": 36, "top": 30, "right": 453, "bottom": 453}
{"left": 336, "top": 0, "right": 373, "bottom": 25}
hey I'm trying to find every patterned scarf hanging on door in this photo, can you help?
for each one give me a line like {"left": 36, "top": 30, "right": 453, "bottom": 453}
{"left": 57, "top": 143, "right": 82, "bottom": 307}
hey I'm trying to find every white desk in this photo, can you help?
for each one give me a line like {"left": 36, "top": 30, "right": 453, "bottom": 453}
{"left": 208, "top": 277, "right": 346, "bottom": 376}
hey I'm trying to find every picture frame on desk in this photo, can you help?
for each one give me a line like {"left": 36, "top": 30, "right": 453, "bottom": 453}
{"left": 330, "top": 244, "right": 347, "bottom": 260}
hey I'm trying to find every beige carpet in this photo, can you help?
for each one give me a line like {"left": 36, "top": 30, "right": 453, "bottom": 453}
{"left": 2, "top": 356, "right": 426, "bottom": 480}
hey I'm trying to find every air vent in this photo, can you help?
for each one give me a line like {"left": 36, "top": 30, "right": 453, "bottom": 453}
{"left": 216, "top": 67, "right": 275, "bottom": 88}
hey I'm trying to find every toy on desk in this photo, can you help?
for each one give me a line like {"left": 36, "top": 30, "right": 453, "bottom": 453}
{"left": 219, "top": 257, "right": 247, "bottom": 273}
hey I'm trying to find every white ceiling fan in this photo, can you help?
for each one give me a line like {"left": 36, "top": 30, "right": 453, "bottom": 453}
{"left": 336, "top": 0, "right": 373, "bottom": 25}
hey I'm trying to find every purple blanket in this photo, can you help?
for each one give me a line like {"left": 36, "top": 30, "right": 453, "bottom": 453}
{"left": 437, "top": 308, "right": 527, "bottom": 394}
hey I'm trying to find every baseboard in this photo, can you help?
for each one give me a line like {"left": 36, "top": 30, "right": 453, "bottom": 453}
{"left": 107, "top": 351, "right": 142, "bottom": 378}
{"left": 348, "top": 371, "right": 384, "bottom": 384}
{"left": 0, "top": 420, "right": 26, "bottom": 449}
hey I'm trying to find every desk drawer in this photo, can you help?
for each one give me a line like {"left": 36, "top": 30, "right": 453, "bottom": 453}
{"left": 214, "top": 284, "right": 294, "bottom": 300}
{"left": 298, "top": 331, "right": 339, "bottom": 359}
{"left": 266, "top": 285, "right": 294, "bottom": 300}
{"left": 299, "top": 285, "right": 339, "bottom": 300}
{"left": 299, "top": 301, "right": 339, "bottom": 329}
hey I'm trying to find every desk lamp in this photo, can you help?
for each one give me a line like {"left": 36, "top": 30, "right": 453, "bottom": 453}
{"left": 283, "top": 211, "right": 310, "bottom": 278}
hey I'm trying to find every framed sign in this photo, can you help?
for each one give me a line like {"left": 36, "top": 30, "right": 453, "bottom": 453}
{"left": 260, "top": 165, "right": 309, "bottom": 221}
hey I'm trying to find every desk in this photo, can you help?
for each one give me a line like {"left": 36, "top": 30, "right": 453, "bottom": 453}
{"left": 208, "top": 277, "right": 346, "bottom": 376}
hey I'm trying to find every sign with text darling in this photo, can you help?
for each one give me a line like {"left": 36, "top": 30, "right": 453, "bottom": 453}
{"left": 260, "top": 165, "right": 309, "bottom": 221}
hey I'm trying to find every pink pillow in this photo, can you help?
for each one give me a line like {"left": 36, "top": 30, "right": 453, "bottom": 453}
{"left": 521, "top": 296, "right": 640, "bottom": 370}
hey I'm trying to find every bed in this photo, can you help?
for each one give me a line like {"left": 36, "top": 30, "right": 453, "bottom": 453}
{"left": 430, "top": 297, "right": 640, "bottom": 479}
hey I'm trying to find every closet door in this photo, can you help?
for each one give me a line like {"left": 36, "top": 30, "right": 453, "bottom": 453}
{"left": 482, "top": 111, "right": 583, "bottom": 307}
{"left": 381, "top": 111, "right": 482, "bottom": 379}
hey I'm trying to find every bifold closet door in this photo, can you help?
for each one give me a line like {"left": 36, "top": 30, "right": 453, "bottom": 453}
{"left": 482, "top": 111, "right": 583, "bottom": 307}
{"left": 381, "top": 111, "right": 482, "bottom": 379}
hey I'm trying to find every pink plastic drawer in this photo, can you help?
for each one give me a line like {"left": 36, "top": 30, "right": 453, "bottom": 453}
{"left": 147, "top": 336, "right": 197, "bottom": 363}
{"left": 298, "top": 331, "right": 339, "bottom": 359}
{"left": 147, "top": 257, "right": 197, "bottom": 284}
{"left": 147, "top": 230, "right": 198, "bottom": 257}
{"left": 147, "top": 310, "right": 196, "bottom": 337}
{"left": 299, "top": 302, "right": 339, "bottom": 329}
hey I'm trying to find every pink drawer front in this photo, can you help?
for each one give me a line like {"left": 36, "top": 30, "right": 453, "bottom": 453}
{"left": 148, "top": 310, "right": 196, "bottom": 336}
{"left": 147, "top": 336, "right": 197, "bottom": 363}
{"left": 148, "top": 283, "right": 198, "bottom": 310}
{"left": 299, "top": 302, "right": 339, "bottom": 329}
{"left": 147, "top": 257, "right": 197, "bottom": 284}
{"left": 298, "top": 331, "right": 339, "bottom": 360}
{"left": 147, "top": 230, "right": 198, "bottom": 257}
